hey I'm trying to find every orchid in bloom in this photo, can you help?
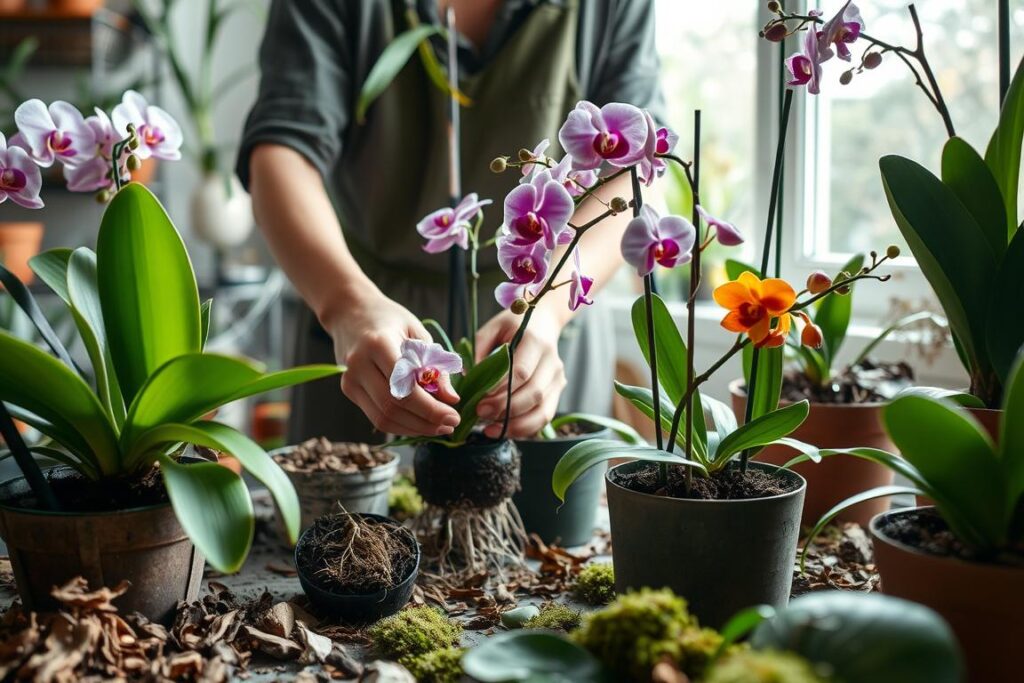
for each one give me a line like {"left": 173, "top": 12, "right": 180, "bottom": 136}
{"left": 64, "top": 108, "right": 122, "bottom": 193}
{"left": 786, "top": 21, "right": 825, "bottom": 94}
{"left": 621, "top": 205, "right": 696, "bottom": 277}
{"left": 713, "top": 272, "right": 797, "bottom": 349}
{"left": 558, "top": 101, "right": 649, "bottom": 170}
{"left": 495, "top": 238, "right": 549, "bottom": 308}
{"left": 389, "top": 339, "right": 463, "bottom": 399}
{"left": 696, "top": 205, "right": 744, "bottom": 247}
{"left": 112, "top": 90, "right": 183, "bottom": 161}
{"left": 818, "top": 1, "right": 864, "bottom": 61}
{"left": 13, "top": 99, "right": 95, "bottom": 168}
{"left": 503, "top": 168, "right": 575, "bottom": 249}
{"left": 416, "top": 193, "right": 492, "bottom": 253}
{"left": 520, "top": 139, "right": 551, "bottom": 180}
{"left": 637, "top": 112, "right": 679, "bottom": 185}
{"left": 568, "top": 249, "right": 594, "bottom": 311}
{"left": 549, "top": 155, "right": 599, "bottom": 198}
{"left": 0, "top": 133, "right": 43, "bottom": 209}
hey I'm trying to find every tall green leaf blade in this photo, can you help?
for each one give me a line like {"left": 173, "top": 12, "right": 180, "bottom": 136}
{"left": 97, "top": 183, "right": 202, "bottom": 403}
{"left": 356, "top": 25, "right": 442, "bottom": 124}
{"left": 552, "top": 439, "right": 705, "bottom": 502}
{"left": 714, "top": 400, "right": 809, "bottom": 464}
{"left": 200, "top": 299, "right": 212, "bottom": 349}
{"left": 158, "top": 454, "right": 254, "bottom": 573}
{"left": 942, "top": 137, "right": 1008, "bottom": 258}
{"left": 986, "top": 227, "right": 1024, "bottom": 385}
{"left": 451, "top": 344, "right": 510, "bottom": 443}
{"left": 985, "top": 55, "right": 1024, "bottom": 237}
{"left": 742, "top": 344, "right": 783, "bottom": 422}
{"left": 999, "top": 354, "right": 1024, "bottom": 506}
{"left": 815, "top": 253, "right": 863, "bottom": 369}
{"left": 28, "top": 248, "right": 72, "bottom": 302}
{"left": 0, "top": 445, "right": 99, "bottom": 480}
{"left": 0, "top": 261, "right": 78, "bottom": 371}
{"left": 612, "top": 382, "right": 704, "bottom": 458}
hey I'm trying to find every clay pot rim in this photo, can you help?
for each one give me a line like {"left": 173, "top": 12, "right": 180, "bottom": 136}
{"left": 729, "top": 377, "right": 893, "bottom": 411}
{"left": 606, "top": 460, "right": 806, "bottom": 506}
{"left": 870, "top": 506, "right": 1024, "bottom": 575}
{"left": 0, "top": 473, "right": 173, "bottom": 518}
{"left": 269, "top": 443, "right": 399, "bottom": 474}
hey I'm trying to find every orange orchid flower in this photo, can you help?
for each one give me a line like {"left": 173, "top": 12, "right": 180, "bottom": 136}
{"left": 713, "top": 272, "right": 797, "bottom": 348}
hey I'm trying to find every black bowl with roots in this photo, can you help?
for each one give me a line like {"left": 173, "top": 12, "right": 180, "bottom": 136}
{"left": 294, "top": 512, "right": 420, "bottom": 623}
{"left": 414, "top": 437, "right": 520, "bottom": 509}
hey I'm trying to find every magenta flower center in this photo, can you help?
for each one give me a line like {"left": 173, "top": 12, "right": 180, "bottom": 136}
{"left": 47, "top": 131, "right": 74, "bottom": 156}
{"left": 434, "top": 212, "right": 454, "bottom": 228}
{"left": 140, "top": 124, "right": 165, "bottom": 147}
{"left": 594, "top": 130, "right": 628, "bottom": 159}
{"left": 417, "top": 367, "right": 440, "bottom": 393}
{"left": 656, "top": 132, "right": 671, "bottom": 155}
{"left": 838, "top": 22, "right": 860, "bottom": 43}
{"left": 511, "top": 256, "right": 539, "bottom": 283}
{"left": 0, "top": 167, "right": 27, "bottom": 192}
{"left": 513, "top": 211, "right": 546, "bottom": 240}
{"left": 652, "top": 239, "right": 680, "bottom": 266}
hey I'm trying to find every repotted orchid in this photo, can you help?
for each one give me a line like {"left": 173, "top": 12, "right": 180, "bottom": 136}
{"left": 0, "top": 96, "right": 341, "bottom": 623}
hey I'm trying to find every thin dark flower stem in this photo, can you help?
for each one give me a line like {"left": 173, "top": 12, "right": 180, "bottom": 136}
{"left": 469, "top": 221, "right": 480, "bottom": 359}
{"left": 681, "top": 110, "right": 702, "bottom": 493}
{"left": 111, "top": 137, "right": 131, "bottom": 192}
{"left": 775, "top": 36, "right": 786, "bottom": 279}
{"left": 1000, "top": 0, "right": 1010, "bottom": 104}
{"left": 445, "top": 7, "right": 469, "bottom": 341}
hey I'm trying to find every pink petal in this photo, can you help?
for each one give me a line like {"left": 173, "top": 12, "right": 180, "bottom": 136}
{"left": 558, "top": 101, "right": 603, "bottom": 170}
{"left": 600, "top": 103, "right": 649, "bottom": 167}
{"left": 658, "top": 215, "right": 697, "bottom": 255}
{"left": 621, "top": 210, "right": 658, "bottom": 277}
{"left": 14, "top": 99, "right": 57, "bottom": 167}
{"left": 389, "top": 359, "right": 418, "bottom": 399}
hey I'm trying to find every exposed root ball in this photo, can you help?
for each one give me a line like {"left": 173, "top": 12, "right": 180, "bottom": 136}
{"left": 413, "top": 501, "right": 527, "bottom": 580}
{"left": 413, "top": 439, "right": 520, "bottom": 509}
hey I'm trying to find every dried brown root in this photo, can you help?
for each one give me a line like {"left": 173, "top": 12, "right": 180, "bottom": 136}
{"left": 413, "top": 501, "right": 527, "bottom": 583}
{"left": 298, "top": 512, "right": 414, "bottom": 594}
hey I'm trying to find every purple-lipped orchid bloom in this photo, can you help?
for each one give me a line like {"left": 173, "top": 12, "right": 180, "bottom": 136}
{"left": 621, "top": 205, "right": 696, "bottom": 277}
{"left": 568, "top": 248, "right": 594, "bottom": 311}
{"left": 14, "top": 99, "right": 95, "bottom": 168}
{"left": 389, "top": 338, "right": 464, "bottom": 399}
{"left": 498, "top": 238, "right": 549, "bottom": 285}
{"left": 558, "top": 101, "right": 649, "bottom": 171}
{"left": 786, "top": 22, "right": 824, "bottom": 94}
{"left": 416, "top": 193, "right": 492, "bottom": 254}
{"left": 520, "top": 138, "right": 551, "bottom": 181}
{"left": 696, "top": 205, "right": 744, "bottom": 247}
{"left": 0, "top": 133, "right": 43, "bottom": 209}
{"left": 112, "top": 90, "right": 183, "bottom": 161}
{"left": 495, "top": 280, "right": 544, "bottom": 310}
{"left": 66, "top": 109, "right": 123, "bottom": 193}
{"left": 504, "top": 169, "right": 575, "bottom": 249}
{"left": 637, "top": 111, "right": 679, "bottom": 186}
{"left": 549, "top": 155, "right": 598, "bottom": 198}
{"left": 818, "top": 1, "right": 864, "bottom": 62}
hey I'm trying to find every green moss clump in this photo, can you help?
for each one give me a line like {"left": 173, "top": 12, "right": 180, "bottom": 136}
{"left": 523, "top": 603, "right": 583, "bottom": 631}
{"left": 571, "top": 562, "right": 615, "bottom": 605}
{"left": 403, "top": 647, "right": 465, "bottom": 683}
{"left": 703, "top": 650, "right": 830, "bottom": 683}
{"left": 389, "top": 474, "right": 423, "bottom": 522}
{"left": 367, "top": 607, "right": 462, "bottom": 661}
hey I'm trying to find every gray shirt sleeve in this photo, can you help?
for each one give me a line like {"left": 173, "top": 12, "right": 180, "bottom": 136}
{"left": 235, "top": 0, "right": 352, "bottom": 189}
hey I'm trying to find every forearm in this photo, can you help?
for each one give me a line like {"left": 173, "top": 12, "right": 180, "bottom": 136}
{"left": 249, "top": 144, "right": 378, "bottom": 328}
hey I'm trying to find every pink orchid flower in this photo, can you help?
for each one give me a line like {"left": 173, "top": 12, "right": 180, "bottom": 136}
{"left": 520, "top": 138, "right": 551, "bottom": 180}
{"left": 786, "top": 21, "right": 825, "bottom": 94}
{"left": 637, "top": 111, "right": 679, "bottom": 186}
{"left": 503, "top": 168, "right": 575, "bottom": 249}
{"left": 112, "top": 90, "right": 183, "bottom": 161}
{"left": 495, "top": 280, "right": 545, "bottom": 310}
{"left": 818, "top": 1, "right": 864, "bottom": 62}
{"left": 14, "top": 99, "right": 95, "bottom": 168}
{"left": 497, "top": 237, "right": 549, "bottom": 285}
{"left": 389, "top": 339, "right": 463, "bottom": 399}
{"left": 621, "top": 205, "right": 696, "bottom": 277}
{"left": 0, "top": 133, "right": 44, "bottom": 209}
{"left": 568, "top": 248, "right": 594, "bottom": 311}
{"left": 696, "top": 205, "right": 744, "bottom": 247}
{"left": 65, "top": 108, "right": 124, "bottom": 193}
{"left": 416, "top": 193, "right": 492, "bottom": 254}
{"left": 549, "top": 155, "right": 598, "bottom": 198}
{"left": 558, "top": 101, "right": 649, "bottom": 170}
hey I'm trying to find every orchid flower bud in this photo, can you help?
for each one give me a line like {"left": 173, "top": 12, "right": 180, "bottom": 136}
{"left": 767, "top": 1, "right": 781, "bottom": 12}
{"left": 839, "top": 70, "right": 854, "bottom": 85}
{"left": 864, "top": 52, "right": 883, "bottom": 69}
{"left": 886, "top": 245, "right": 901, "bottom": 259}
{"left": 763, "top": 24, "right": 788, "bottom": 42}
{"left": 798, "top": 312, "right": 824, "bottom": 349}
{"left": 511, "top": 298, "right": 529, "bottom": 315}
{"left": 518, "top": 148, "right": 534, "bottom": 162}
{"left": 490, "top": 157, "right": 508, "bottom": 173}
{"left": 610, "top": 196, "right": 629, "bottom": 214}
{"left": 127, "top": 154, "right": 141, "bottom": 171}
{"left": 806, "top": 271, "right": 832, "bottom": 295}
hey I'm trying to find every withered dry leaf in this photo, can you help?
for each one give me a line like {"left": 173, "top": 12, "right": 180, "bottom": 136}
{"left": 49, "top": 577, "right": 130, "bottom": 613}
{"left": 241, "top": 624, "right": 303, "bottom": 660}
{"left": 255, "top": 602, "right": 295, "bottom": 639}
{"left": 296, "top": 622, "right": 333, "bottom": 663}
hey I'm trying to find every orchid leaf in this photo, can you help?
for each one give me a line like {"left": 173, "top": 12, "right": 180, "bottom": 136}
{"left": 613, "top": 382, "right": 677, "bottom": 444}
{"left": 742, "top": 344, "right": 783, "bottom": 424}
{"left": 98, "top": 184, "right": 203, "bottom": 403}
{"left": 158, "top": 454, "right": 254, "bottom": 573}
{"left": 0, "top": 445, "right": 99, "bottom": 481}
{"left": 200, "top": 299, "right": 212, "bottom": 349}
{"left": 0, "top": 261, "right": 78, "bottom": 372}
{"left": 791, "top": 343, "right": 828, "bottom": 386}
{"left": 986, "top": 227, "right": 1024, "bottom": 385}
{"left": 357, "top": 25, "right": 440, "bottom": 123}
{"left": 999, "top": 354, "right": 1024, "bottom": 505}
{"left": 892, "top": 385, "right": 984, "bottom": 408}
{"left": 29, "top": 248, "right": 72, "bottom": 302}
{"left": 724, "top": 259, "right": 761, "bottom": 281}
{"left": 942, "top": 136, "right": 1007, "bottom": 259}
{"left": 716, "top": 605, "right": 776, "bottom": 657}
{"left": 852, "top": 311, "right": 945, "bottom": 368}
{"left": 451, "top": 344, "right": 509, "bottom": 443}
{"left": 713, "top": 400, "right": 809, "bottom": 465}
{"left": 700, "top": 394, "right": 737, "bottom": 439}
{"left": 985, "top": 54, "right": 1024, "bottom": 238}
{"left": 814, "top": 253, "right": 863, "bottom": 369}
{"left": 461, "top": 631, "right": 609, "bottom": 683}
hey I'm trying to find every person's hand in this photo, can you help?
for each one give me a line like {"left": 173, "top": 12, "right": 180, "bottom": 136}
{"left": 327, "top": 292, "right": 460, "bottom": 437}
{"left": 475, "top": 306, "right": 567, "bottom": 439}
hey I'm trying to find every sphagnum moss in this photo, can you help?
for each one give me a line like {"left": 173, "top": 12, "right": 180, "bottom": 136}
{"left": 403, "top": 647, "right": 465, "bottom": 683}
{"left": 703, "top": 649, "right": 830, "bottom": 683}
{"left": 571, "top": 562, "right": 615, "bottom": 605}
{"left": 367, "top": 606, "right": 462, "bottom": 661}
{"left": 523, "top": 603, "right": 583, "bottom": 631}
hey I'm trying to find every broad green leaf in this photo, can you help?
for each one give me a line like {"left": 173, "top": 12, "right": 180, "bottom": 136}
{"left": 852, "top": 311, "right": 945, "bottom": 368}
{"left": 158, "top": 454, "right": 254, "bottom": 573}
{"left": 67, "top": 248, "right": 126, "bottom": 429}
{"left": 28, "top": 248, "right": 72, "bottom": 302}
{"left": 0, "top": 261, "right": 78, "bottom": 371}
{"left": 716, "top": 605, "right": 776, "bottom": 657}
{"left": 885, "top": 395, "right": 1007, "bottom": 549}
{"left": 612, "top": 381, "right": 702, "bottom": 458}
{"left": 999, "top": 354, "right": 1024, "bottom": 505}
{"left": 451, "top": 344, "right": 510, "bottom": 443}
{"left": 552, "top": 439, "right": 705, "bottom": 502}
{"left": 985, "top": 55, "right": 1024, "bottom": 237}
{"left": 714, "top": 400, "right": 809, "bottom": 465}
{"left": 893, "top": 385, "right": 985, "bottom": 408}
{"left": 200, "top": 299, "right": 212, "bottom": 349}
{"left": 0, "top": 445, "right": 99, "bottom": 480}
{"left": 0, "top": 330, "right": 116, "bottom": 475}
{"left": 814, "top": 253, "right": 863, "bottom": 369}
{"left": 942, "top": 137, "right": 1007, "bottom": 258}
{"left": 791, "top": 343, "right": 829, "bottom": 386}
{"left": 773, "top": 437, "right": 823, "bottom": 464}
{"left": 783, "top": 447, "right": 939, "bottom": 502}
{"left": 742, "top": 344, "right": 783, "bottom": 423}
{"left": 700, "top": 394, "right": 737, "bottom": 438}
{"left": 3, "top": 405, "right": 94, "bottom": 464}
{"left": 549, "top": 413, "right": 645, "bottom": 445}
{"left": 880, "top": 155, "right": 997, "bottom": 384}
{"left": 986, "top": 227, "right": 1024, "bottom": 385}
{"left": 97, "top": 183, "right": 202, "bottom": 402}
{"left": 461, "top": 631, "right": 609, "bottom": 683}
{"left": 137, "top": 422, "right": 299, "bottom": 543}
{"left": 724, "top": 259, "right": 761, "bottom": 281}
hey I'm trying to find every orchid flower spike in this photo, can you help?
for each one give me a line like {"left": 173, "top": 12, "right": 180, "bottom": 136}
{"left": 558, "top": 101, "right": 649, "bottom": 170}
{"left": 112, "top": 90, "right": 183, "bottom": 161}
{"left": 696, "top": 205, "right": 744, "bottom": 247}
{"left": 503, "top": 168, "right": 575, "bottom": 250}
{"left": 818, "top": 1, "right": 864, "bottom": 62}
{"left": 621, "top": 205, "right": 696, "bottom": 277}
{"left": 495, "top": 237, "right": 550, "bottom": 309}
{"left": 0, "top": 133, "right": 44, "bottom": 209}
{"left": 417, "top": 193, "right": 492, "bottom": 253}
{"left": 390, "top": 339, "right": 463, "bottom": 399}
{"left": 14, "top": 99, "right": 95, "bottom": 168}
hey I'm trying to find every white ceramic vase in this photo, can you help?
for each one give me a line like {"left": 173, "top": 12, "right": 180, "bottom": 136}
{"left": 190, "top": 171, "right": 255, "bottom": 249}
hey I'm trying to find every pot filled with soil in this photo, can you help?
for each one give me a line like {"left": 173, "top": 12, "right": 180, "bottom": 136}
{"left": 606, "top": 460, "right": 805, "bottom": 629}
{"left": 513, "top": 420, "right": 610, "bottom": 547}
{"left": 729, "top": 360, "right": 910, "bottom": 526}
{"left": 870, "top": 506, "right": 1024, "bottom": 682}
{"left": 0, "top": 465, "right": 204, "bottom": 624}
{"left": 272, "top": 438, "right": 399, "bottom": 533}
{"left": 295, "top": 511, "right": 420, "bottom": 623}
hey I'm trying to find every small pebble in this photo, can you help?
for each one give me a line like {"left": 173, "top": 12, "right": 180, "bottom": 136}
{"left": 500, "top": 605, "right": 540, "bottom": 629}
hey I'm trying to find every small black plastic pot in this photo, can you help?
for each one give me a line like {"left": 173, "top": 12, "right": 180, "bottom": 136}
{"left": 513, "top": 426, "right": 610, "bottom": 546}
{"left": 294, "top": 513, "right": 420, "bottom": 623}
{"left": 414, "top": 438, "right": 520, "bottom": 508}
{"left": 606, "top": 460, "right": 806, "bottom": 629}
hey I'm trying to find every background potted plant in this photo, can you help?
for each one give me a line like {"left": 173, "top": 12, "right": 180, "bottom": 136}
{"left": 0, "top": 102, "right": 341, "bottom": 622}
{"left": 801, "top": 352, "right": 1024, "bottom": 682}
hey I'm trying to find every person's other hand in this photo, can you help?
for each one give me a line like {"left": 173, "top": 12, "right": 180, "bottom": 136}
{"left": 474, "top": 306, "right": 567, "bottom": 439}
{"left": 327, "top": 293, "right": 460, "bottom": 437}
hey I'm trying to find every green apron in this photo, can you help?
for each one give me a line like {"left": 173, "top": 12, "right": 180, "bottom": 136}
{"left": 289, "top": 0, "right": 614, "bottom": 443}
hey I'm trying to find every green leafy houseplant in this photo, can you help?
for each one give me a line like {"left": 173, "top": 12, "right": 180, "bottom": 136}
{"left": 0, "top": 181, "right": 342, "bottom": 573}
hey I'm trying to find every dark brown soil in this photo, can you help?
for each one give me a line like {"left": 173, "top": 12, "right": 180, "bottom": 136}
{"left": 780, "top": 359, "right": 914, "bottom": 404}
{"left": 274, "top": 438, "right": 395, "bottom": 474}
{"left": 295, "top": 512, "right": 417, "bottom": 595}
{"left": 553, "top": 419, "right": 603, "bottom": 439}
{"left": 879, "top": 508, "right": 1024, "bottom": 567}
{"left": 615, "top": 462, "right": 800, "bottom": 500}
{"left": 0, "top": 464, "right": 170, "bottom": 513}
{"left": 414, "top": 437, "right": 520, "bottom": 508}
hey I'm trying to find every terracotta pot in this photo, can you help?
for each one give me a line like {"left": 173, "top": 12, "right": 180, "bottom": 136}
{"left": 252, "top": 401, "right": 289, "bottom": 449}
{"left": 132, "top": 157, "right": 158, "bottom": 186}
{"left": 0, "top": 468, "right": 204, "bottom": 624}
{"left": 0, "top": 222, "right": 44, "bottom": 285}
{"left": 729, "top": 379, "right": 894, "bottom": 527}
{"left": 871, "top": 507, "right": 1024, "bottom": 682}
{"left": 46, "top": 0, "right": 103, "bottom": 16}
{"left": 0, "top": 0, "right": 26, "bottom": 15}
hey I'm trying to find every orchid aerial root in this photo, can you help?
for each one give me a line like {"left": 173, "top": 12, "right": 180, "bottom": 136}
{"left": 413, "top": 501, "right": 528, "bottom": 582}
